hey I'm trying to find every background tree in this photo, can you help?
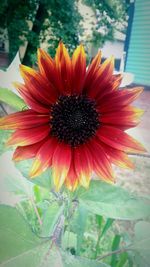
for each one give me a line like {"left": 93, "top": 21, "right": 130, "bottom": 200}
{"left": 0, "top": 0, "right": 38, "bottom": 63}
{"left": 47, "top": 0, "right": 83, "bottom": 58}
{"left": 0, "top": 0, "right": 128, "bottom": 66}
{"left": 83, "top": 0, "right": 128, "bottom": 48}
{"left": 0, "top": 0, "right": 82, "bottom": 66}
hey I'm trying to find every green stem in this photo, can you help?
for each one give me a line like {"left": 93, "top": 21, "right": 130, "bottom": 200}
{"left": 94, "top": 228, "right": 101, "bottom": 259}
{"left": 66, "top": 191, "right": 73, "bottom": 248}
{"left": 30, "top": 196, "right": 42, "bottom": 226}
{"left": 97, "top": 246, "right": 132, "bottom": 261}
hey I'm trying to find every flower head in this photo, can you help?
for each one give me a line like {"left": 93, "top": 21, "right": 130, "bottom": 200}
{"left": 0, "top": 42, "right": 146, "bottom": 191}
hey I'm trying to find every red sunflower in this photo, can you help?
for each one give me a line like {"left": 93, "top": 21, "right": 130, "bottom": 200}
{"left": 0, "top": 43, "right": 146, "bottom": 191}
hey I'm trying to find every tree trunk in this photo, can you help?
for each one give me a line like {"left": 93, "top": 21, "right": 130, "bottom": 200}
{"left": 23, "top": 2, "right": 47, "bottom": 66}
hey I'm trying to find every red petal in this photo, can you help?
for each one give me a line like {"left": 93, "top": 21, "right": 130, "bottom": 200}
{"left": 13, "top": 139, "right": 46, "bottom": 161}
{"left": 88, "top": 138, "right": 115, "bottom": 182}
{"left": 13, "top": 82, "right": 49, "bottom": 114}
{"left": 111, "top": 74, "right": 123, "bottom": 91}
{"left": 52, "top": 142, "right": 71, "bottom": 191}
{"left": 83, "top": 51, "right": 101, "bottom": 92}
{"left": 97, "top": 126, "right": 146, "bottom": 153}
{"left": 100, "top": 142, "right": 134, "bottom": 169}
{"left": 74, "top": 145, "right": 92, "bottom": 188}
{"left": 65, "top": 152, "right": 78, "bottom": 191}
{"left": 0, "top": 110, "right": 50, "bottom": 130}
{"left": 99, "top": 106, "right": 144, "bottom": 130}
{"left": 30, "top": 137, "right": 58, "bottom": 178}
{"left": 72, "top": 44, "right": 86, "bottom": 94}
{"left": 37, "top": 49, "right": 56, "bottom": 83}
{"left": 94, "top": 74, "right": 123, "bottom": 102}
{"left": 7, "top": 125, "right": 50, "bottom": 147}
{"left": 98, "top": 87, "right": 143, "bottom": 112}
{"left": 55, "top": 42, "right": 72, "bottom": 94}
{"left": 37, "top": 48, "right": 62, "bottom": 93}
{"left": 20, "top": 65, "right": 57, "bottom": 105}
{"left": 87, "top": 56, "right": 114, "bottom": 99}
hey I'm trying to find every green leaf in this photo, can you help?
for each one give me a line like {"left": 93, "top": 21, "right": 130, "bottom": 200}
{"left": 2, "top": 170, "right": 33, "bottom": 201}
{"left": 15, "top": 159, "right": 53, "bottom": 190}
{"left": 110, "top": 235, "right": 121, "bottom": 267}
{"left": 96, "top": 215, "right": 103, "bottom": 228}
{"left": 0, "top": 151, "right": 33, "bottom": 206}
{"left": 74, "top": 204, "right": 88, "bottom": 255}
{"left": 62, "top": 231, "right": 77, "bottom": 250}
{"left": 0, "top": 150, "right": 33, "bottom": 193}
{"left": 116, "top": 253, "right": 128, "bottom": 267}
{"left": 0, "top": 205, "right": 109, "bottom": 267}
{"left": 131, "top": 221, "right": 150, "bottom": 267}
{"left": 0, "top": 205, "right": 66, "bottom": 267}
{"left": 101, "top": 218, "right": 114, "bottom": 238}
{"left": 78, "top": 181, "right": 150, "bottom": 220}
{"left": 0, "top": 87, "right": 26, "bottom": 110}
{"left": 0, "top": 205, "right": 50, "bottom": 267}
{"left": 0, "top": 205, "right": 110, "bottom": 267}
{"left": 62, "top": 253, "right": 110, "bottom": 267}
{"left": 42, "top": 203, "right": 64, "bottom": 237}
{"left": 0, "top": 130, "right": 12, "bottom": 155}
{"left": 33, "top": 185, "right": 42, "bottom": 203}
{"left": 42, "top": 249, "right": 63, "bottom": 267}
{"left": 0, "top": 205, "right": 39, "bottom": 264}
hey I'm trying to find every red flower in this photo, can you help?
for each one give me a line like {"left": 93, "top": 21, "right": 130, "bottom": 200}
{"left": 0, "top": 43, "right": 146, "bottom": 191}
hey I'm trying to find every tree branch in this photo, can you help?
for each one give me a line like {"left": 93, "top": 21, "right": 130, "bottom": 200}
{"left": 97, "top": 246, "right": 131, "bottom": 261}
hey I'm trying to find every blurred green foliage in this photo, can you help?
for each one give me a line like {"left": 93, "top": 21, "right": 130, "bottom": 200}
{"left": 47, "top": 0, "right": 83, "bottom": 58}
{"left": 0, "top": 0, "right": 38, "bottom": 63}
{"left": 0, "top": 0, "right": 128, "bottom": 65}
{"left": 0, "top": 0, "right": 82, "bottom": 65}
{"left": 83, "top": 0, "right": 128, "bottom": 48}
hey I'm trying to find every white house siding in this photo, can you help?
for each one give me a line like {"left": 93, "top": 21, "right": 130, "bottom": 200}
{"left": 101, "top": 40, "right": 124, "bottom": 59}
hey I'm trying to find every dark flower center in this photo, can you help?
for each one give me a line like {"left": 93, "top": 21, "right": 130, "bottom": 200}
{"left": 50, "top": 95, "right": 99, "bottom": 146}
